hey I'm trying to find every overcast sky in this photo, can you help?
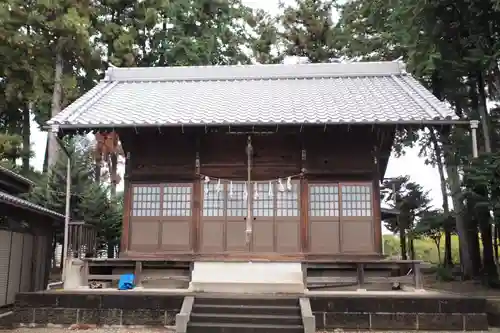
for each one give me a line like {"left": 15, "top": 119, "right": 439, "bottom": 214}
{"left": 29, "top": 0, "right": 448, "bottom": 235}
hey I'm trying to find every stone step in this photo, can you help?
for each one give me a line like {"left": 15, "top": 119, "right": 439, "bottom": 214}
{"left": 187, "top": 322, "right": 304, "bottom": 333}
{"left": 189, "top": 261, "right": 305, "bottom": 293}
{"left": 190, "top": 313, "right": 302, "bottom": 326}
{"left": 193, "top": 304, "right": 301, "bottom": 316}
{"left": 195, "top": 296, "right": 298, "bottom": 307}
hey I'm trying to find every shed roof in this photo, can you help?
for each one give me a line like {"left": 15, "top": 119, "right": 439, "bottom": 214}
{"left": 0, "top": 190, "right": 64, "bottom": 220}
{"left": 48, "top": 61, "right": 459, "bottom": 129}
{"left": 0, "top": 165, "right": 34, "bottom": 186}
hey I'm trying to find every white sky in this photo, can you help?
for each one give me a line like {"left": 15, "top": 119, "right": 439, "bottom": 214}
{"left": 28, "top": 0, "right": 449, "bottom": 235}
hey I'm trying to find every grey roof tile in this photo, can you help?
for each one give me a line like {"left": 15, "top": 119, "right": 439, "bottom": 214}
{"left": 0, "top": 190, "right": 64, "bottom": 219}
{"left": 48, "top": 62, "right": 458, "bottom": 128}
{"left": 0, "top": 165, "right": 35, "bottom": 186}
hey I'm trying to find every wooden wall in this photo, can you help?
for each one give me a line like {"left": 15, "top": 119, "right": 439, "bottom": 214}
{"left": 118, "top": 125, "right": 394, "bottom": 258}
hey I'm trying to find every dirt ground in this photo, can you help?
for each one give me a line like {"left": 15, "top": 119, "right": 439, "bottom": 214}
{"left": 423, "top": 273, "right": 500, "bottom": 297}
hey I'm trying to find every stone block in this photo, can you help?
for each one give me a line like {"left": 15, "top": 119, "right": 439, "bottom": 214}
{"left": 58, "top": 294, "right": 101, "bottom": 308}
{"left": 33, "top": 308, "right": 78, "bottom": 325}
{"left": 324, "top": 312, "right": 370, "bottom": 330}
{"left": 100, "top": 294, "right": 182, "bottom": 310}
{"left": 464, "top": 313, "right": 489, "bottom": 331}
{"left": 439, "top": 297, "right": 486, "bottom": 313}
{"left": 15, "top": 293, "right": 58, "bottom": 308}
{"left": 417, "top": 313, "right": 463, "bottom": 330}
{"left": 98, "top": 309, "right": 122, "bottom": 326}
{"left": 77, "top": 309, "right": 100, "bottom": 325}
{"left": 122, "top": 309, "right": 165, "bottom": 326}
{"left": 13, "top": 308, "right": 33, "bottom": 324}
{"left": 189, "top": 261, "right": 305, "bottom": 293}
{"left": 370, "top": 313, "right": 417, "bottom": 330}
{"left": 312, "top": 312, "right": 325, "bottom": 328}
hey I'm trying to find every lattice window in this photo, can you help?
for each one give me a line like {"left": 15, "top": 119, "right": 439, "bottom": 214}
{"left": 227, "top": 182, "right": 247, "bottom": 217}
{"left": 163, "top": 185, "right": 192, "bottom": 217}
{"left": 341, "top": 184, "right": 372, "bottom": 217}
{"left": 131, "top": 186, "right": 161, "bottom": 217}
{"left": 253, "top": 182, "right": 274, "bottom": 217}
{"left": 309, "top": 184, "right": 339, "bottom": 217}
{"left": 276, "top": 183, "right": 299, "bottom": 217}
{"left": 203, "top": 183, "right": 225, "bottom": 217}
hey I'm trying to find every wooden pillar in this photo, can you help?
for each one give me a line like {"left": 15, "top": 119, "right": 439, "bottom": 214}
{"left": 192, "top": 146, "right": 201, "bottom": 253}
{"left": 120, "top": 153, "right": 132, "bottom": 256}
{"left": 300, "top": 177, "right": 309, "bottom": 253}
{"left": 372, "top": 146, "right": 382, "bottom": 254}
{"left": 300, "top": 145, "right": 308, "bottom": 253}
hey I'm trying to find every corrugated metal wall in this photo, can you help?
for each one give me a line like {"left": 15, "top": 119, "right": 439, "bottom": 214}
{"left": 0, "top": 230, "right": 48, "bottom": 307}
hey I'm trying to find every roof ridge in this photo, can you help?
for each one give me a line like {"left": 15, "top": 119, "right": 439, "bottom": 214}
{"left": 103, "top": 61, "right": 406, "bottom": 83}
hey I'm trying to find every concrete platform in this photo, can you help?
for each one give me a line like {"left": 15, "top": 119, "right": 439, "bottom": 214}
{"left": 189, "top": 261, "right": 305, "bottom": 294}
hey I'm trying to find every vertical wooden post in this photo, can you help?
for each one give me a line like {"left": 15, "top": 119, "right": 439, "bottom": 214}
{"left": 412, "top": 261, "right": 423, "bottom": 290}
{"left": 300, "top": 177, "right": 309, "bottom": 253}
{"left": 356, "top": 263, "right": 365, "bottom": 290}
{"left": 372, "top": 145, "right": 382, "bottom": 254}
{"left": 300, "top": 144, "right": 308, "bottom": 254}
{"left": 121, "top": 151, "right": 132, "bottom": 256}
{"left": 82, "top": 261, "right": 89, "bottom": 288}
{"left": 134, "top": 261, "right": 143, "bottom": 287}
{"left": 192, "top": 140, "right": 201, "bottom": 253}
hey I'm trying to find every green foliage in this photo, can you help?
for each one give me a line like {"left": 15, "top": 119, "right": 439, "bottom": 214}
{"left": 280, "top": 0, "right": 342, "bottom": 63}
{"left": 381, "top": 176, "right": 431, "bottom": 232}
{"left": 383, "top": 234, "right": 461, "bottom": 264}
{"left": 26, "top": 138, "right": 122, "bottom": 251}
{"left": 435, "top": 266, "right": 455, "bottom": 282}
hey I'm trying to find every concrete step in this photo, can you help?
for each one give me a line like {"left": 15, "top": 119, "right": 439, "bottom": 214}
{"left": 195, "top": 296, "right": 298, "bottom": 307}
{"left": 189, "top": 261, "right": 305, "bottom": 293}
{"left": 190, "top": 313, "right": 302, "bottom": 326}
{"left": 193, "top": 304, "right": 301, "bottom": 316}
{"left": 187, "top": 322, "right": 304, "bottom": 333}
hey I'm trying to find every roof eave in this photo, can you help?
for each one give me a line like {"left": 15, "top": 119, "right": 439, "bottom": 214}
{"left": 0, "top": 197, "right": 64, "bottom": 220}
{"left": 46, "top": 119, "right": 469, "bottom": 131}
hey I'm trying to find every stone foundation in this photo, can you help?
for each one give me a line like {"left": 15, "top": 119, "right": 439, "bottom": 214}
{"left": 14, "top": 292, "right": 183, "bottom": 327}
{"left": 310, "top": 295, "right": 488, "bottom": 331}
{"left": 12, "top": 292, "right": 489, "bottom": 331}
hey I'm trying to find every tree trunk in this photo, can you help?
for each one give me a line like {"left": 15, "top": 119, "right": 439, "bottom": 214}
{"left": 47, "top": 50, "right": 64, "bottom": 170}
{"left": 477, "top": 70, "right": 492, "bottom": 153}
{"left": 107, "top": 242, "right": 115, "bottom": 259}
{"left": 430, "top": 128, "right": 453, "bottom": 267}
{"left": 476, "top": 71, "right": 499, "bottom": 280}
{"left": 399, "top": 228, "right": 407, "bottom": 260}
{"left": 479, "top": 217, "right": 497, "bottom": 279}
{"left": 446, "top": 164, "right": 475, "bottom": 277}
{"left": 496, "top": 226, "right": 500, "bottom": 261}
{"left": 21, "top": 103, "right": 31, "bottom": 174}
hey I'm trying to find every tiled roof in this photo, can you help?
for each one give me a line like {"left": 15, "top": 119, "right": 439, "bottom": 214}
{"left": 0, "top": 165, "right": 34, "bottom": 186}
{"left": 47, "top": 61, "right": 459, "bottom": 129}
{"left": 0, "top": 191, "right": 64, "bottom": 220}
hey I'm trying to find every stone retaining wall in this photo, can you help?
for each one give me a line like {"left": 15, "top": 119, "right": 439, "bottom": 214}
{"left": 310, "top": 295, "right": 489, "bottom": 331}
{"left": 14, "top": 292, "right": 183, "bottom": 327}
{"left": 12, "top": 292, "right": 490, "bottom": 331}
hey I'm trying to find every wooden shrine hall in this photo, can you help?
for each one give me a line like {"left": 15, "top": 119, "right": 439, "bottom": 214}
{"left": 45, "top": 61, "right": 475, "bottom": 298}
